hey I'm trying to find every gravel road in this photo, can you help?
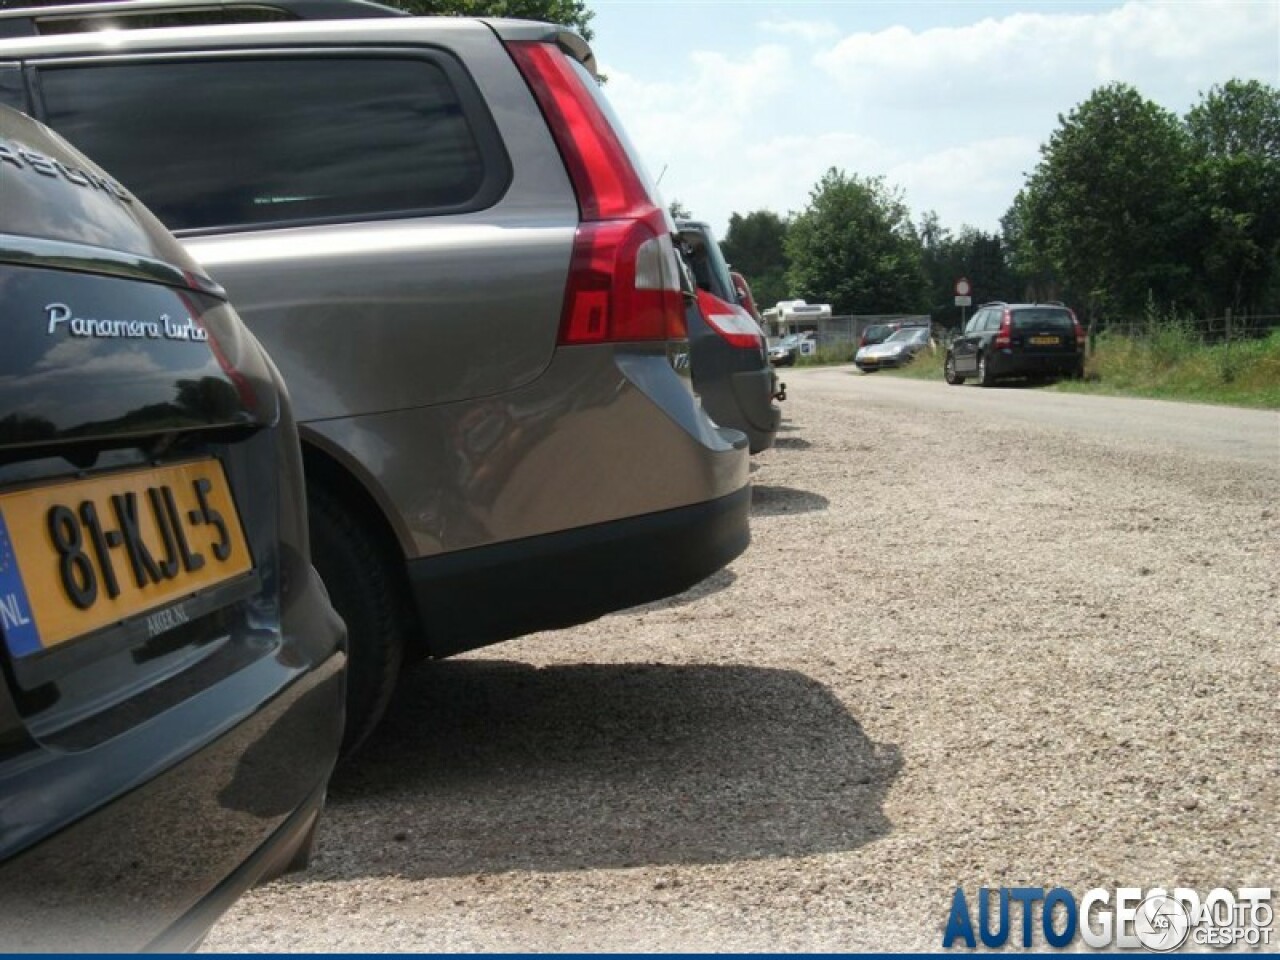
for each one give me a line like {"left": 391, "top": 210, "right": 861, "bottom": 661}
{"left": 205, "top": 367, "right": 1279, "bottom": 952}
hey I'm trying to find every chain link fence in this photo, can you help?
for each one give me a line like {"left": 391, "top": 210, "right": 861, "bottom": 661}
{"left": 813, "top": 315, "right": 932, "bottom": 348}
{"left": 1090, "top": 313, "right": 1280, "bottom": 344}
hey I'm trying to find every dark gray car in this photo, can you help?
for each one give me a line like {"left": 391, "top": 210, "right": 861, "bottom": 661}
{"left": 676, "top": 220, "right": 781, "bottom": 454}
{"left": 0, "top": 3, "right": 752, "bottom": 749}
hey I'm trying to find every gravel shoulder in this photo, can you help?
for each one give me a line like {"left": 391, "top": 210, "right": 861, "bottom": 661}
{"left": 206, "top": 366, "right": 1280, "bottom": 952}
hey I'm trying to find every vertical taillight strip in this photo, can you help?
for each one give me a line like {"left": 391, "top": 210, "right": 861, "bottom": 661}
{"left": 506, "top": 39, "right": 684, "bottom": 345}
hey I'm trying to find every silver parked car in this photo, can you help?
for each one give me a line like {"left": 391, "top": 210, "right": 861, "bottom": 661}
{"left": 854, "top": 326, "right": 932, "bottom": 371}
{"left": 0, "top": 1, "right": 752, "bottom": 749}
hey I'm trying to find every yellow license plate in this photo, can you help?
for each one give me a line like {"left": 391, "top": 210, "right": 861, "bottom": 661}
{"left": 0, "top": 460, "right": 252, "bottom": 658}
{"left": 1029, "top": 335, "right": 1060, "bottom": 345}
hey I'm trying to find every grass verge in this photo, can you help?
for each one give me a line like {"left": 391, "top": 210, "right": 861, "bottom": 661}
{"left": 879, "top": 331, "right": 1280, "bottom": 408}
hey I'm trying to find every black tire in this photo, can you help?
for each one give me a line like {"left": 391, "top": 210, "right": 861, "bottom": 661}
{"left": 944, "top": 353, "right": 965, "bottom": 385}
{"left": 308, "top": 483, "right": 409, "bottom": 757}
{"left": 978, "top": 352, "right": 995, "bottom": 387}
{"left": 1071, "top": 360, "right": 1085, "bottom": 380}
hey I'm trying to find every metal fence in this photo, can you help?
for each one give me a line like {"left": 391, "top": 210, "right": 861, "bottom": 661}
{"left": 813, "top": 314, "right": 932, "bottom": 347}
{"left": 1090, "top": 314, "right": 1280, "bottom": 344}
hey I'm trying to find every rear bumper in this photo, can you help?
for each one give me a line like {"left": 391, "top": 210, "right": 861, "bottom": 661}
{"left": 731, "top": 368, "right": 782, "bottom": 453}
{"left": 990, "top": 350, "right": 1081, "bottom": 377}
{"left": 408, "top": 484, "right": 751, "bottom": 657}
{"left": 699, "top": 366, "right": 781, "bottom": 454}
{"left": 147, "top": 782, "right": 328, "bottom": 952}
{"left": 0, "top": 569, "right": 346, "bottom": 952}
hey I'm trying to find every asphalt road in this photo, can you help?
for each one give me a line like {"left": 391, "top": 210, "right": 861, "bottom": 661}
{"left": 205, "top": 366, "right": 1279, "bottom": 952}
{"left": 800, "top": 366, "right": 1280, "bottom": 466}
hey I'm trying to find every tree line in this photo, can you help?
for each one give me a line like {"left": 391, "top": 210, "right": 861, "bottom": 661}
{"left": 719, "top": 79, "right": 1280, "bottom": 329}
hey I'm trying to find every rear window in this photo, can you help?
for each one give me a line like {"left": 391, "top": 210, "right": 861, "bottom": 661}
{"left": 0, "top": 65, "right": 24, "bottom": 112}
{"left": 679, "top": 225, "right": 736, "bottom": 303}
{"left": 1013, "top": 308, "right": 1074, "bottom": 331}
{"left": 39, "top": 56, "right": 493, "bottom": 231}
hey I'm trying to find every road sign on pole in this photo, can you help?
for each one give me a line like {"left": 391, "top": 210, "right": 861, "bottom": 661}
{"left": 954, "top": 278, "right": 972, "bottom": 335}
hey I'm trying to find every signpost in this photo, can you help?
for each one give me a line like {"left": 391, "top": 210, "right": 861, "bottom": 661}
{"left": 954, "top": 277, "right": 972, "bottom": 335}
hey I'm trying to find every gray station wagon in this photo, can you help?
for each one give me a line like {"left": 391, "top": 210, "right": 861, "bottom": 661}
{"left": 0, "top": 0, "right": 752, "bottom": 749}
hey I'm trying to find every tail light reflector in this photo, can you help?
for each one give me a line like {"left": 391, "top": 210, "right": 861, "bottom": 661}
{"left": 696, "top": 289, "right": 764, "bottom": 350}
{"left": 560, "top": 216, "right": 685, "bottom": 344}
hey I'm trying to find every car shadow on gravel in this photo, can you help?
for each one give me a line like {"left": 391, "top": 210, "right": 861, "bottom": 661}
{"left": 772, "top": 437, "right": 811, "bottom": 451}
{"left": 317, "top": 660, "right": 901, "bottom": 879}
{"left": 751, "top": 484, "right": 829, "bottom": 516}
{"left": 632, "top": 567, "right": 737, "bottom": 610}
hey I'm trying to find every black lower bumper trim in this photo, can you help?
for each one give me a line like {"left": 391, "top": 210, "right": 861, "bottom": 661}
{"left": 146, "top": 782, "right": 326, "bottom": 952}
{"left": 409, "top": 486, "right": 752, "bottom": 658}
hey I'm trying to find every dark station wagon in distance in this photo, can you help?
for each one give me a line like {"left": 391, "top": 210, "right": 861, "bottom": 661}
{"left": 945, "top": 301, "right": 1086, "bottom": 386}
{"left": 0, "top": 105, "right": 345, "bottom": 950}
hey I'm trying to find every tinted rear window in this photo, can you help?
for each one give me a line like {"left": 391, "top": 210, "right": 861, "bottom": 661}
{"left": 1013, "top": 309, "right": 1073, "bottom": 331}
{"left": 679, "top": 225, "right": 736, "bottom": 303}
{"left": 40, "top": 56, "right": 488, "bottom": 231}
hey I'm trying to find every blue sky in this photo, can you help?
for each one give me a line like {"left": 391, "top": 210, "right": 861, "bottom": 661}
{"left": 589, "top": 0, "right": 1280, "bottom": 240}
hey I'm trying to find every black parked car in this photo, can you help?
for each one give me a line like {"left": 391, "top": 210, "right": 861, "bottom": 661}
{"left": 945, "top": 302, "right": 1085, "bottom": 386}
{"left": 677, "top": 220, "right": 782, "bottom": 454}
{"left": 0, "top": 105, "right": 345, "bottom": 950}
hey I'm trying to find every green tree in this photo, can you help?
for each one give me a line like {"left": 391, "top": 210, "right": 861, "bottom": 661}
{"left": 1000, "top": 189, "right": 1058, "bottom": 301}
{"left": 720, "top": 209, "right": 790, "bottom": 310}
{"left": 667, "top": 198, "right": 691, "bottom": 220}
{"left": 379, "top": 0, "right": 594, "bottom": 40}
{"left": 1184, "top": 80, "right": 1280, "bottom": 317}
{"left": 1186, "top": 79, "right": 1280, "bottom": 161}
{"left": 784, "top": 169, "right": 927, "bottom": 315}
{"left": 1016, "top": 83, "right": 1192, "bottom": 321}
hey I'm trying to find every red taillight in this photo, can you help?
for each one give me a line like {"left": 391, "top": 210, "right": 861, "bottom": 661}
{"left": 507, "top": 40, "right": 683, "bottom": 344}
{"left": 994, "top": 309, "right": 1013, "bottom": 349}
{"left": 1070, "top": 308, "right": 1086, "bottom": 349}
{"left": 696, "top": 289, "right": 764, "bottom": 349}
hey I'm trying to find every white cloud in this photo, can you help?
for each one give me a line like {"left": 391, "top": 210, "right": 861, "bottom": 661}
{"left": 814, "top": 1, "right": 1277, "bottom": 115}
{"left": 887, "top": 137, "right": 1043, "bottom": 232}
{"left": 757, "top": 17, "right": 840, "bottom": 44}
{"left": 599, "top": 0, "right": 1279, "bottom": 239}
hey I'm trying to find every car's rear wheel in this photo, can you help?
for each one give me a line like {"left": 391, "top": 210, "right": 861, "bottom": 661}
{"left": 308, "top": 483, "right": 408, "bottom": 757}
{"left": 944, "top": 353, "right": 965, "bottom": 385}
{"left": 978, "top": 352, "right": 995, "bottom": 387}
